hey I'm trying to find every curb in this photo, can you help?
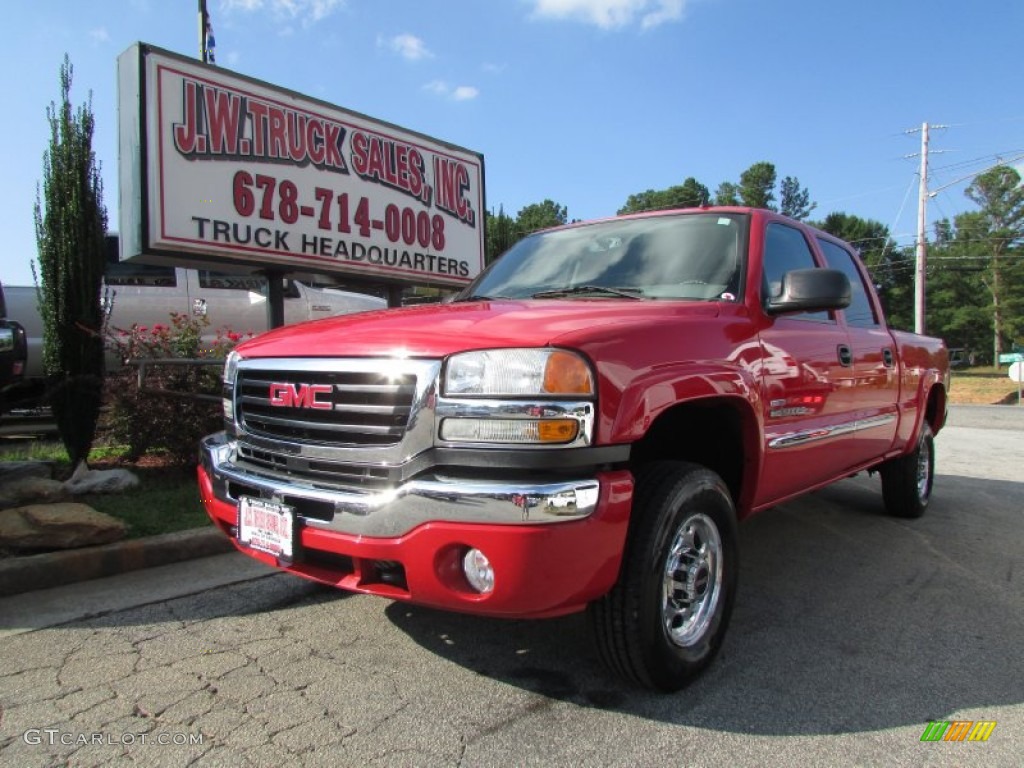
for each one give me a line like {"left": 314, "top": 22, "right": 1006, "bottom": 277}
{"left": 0, "top": 526, "right": 234, "bottom": 598}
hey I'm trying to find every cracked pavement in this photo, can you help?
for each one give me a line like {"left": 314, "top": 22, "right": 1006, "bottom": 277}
{"left": 0, "top": 410, "right": 1021, "bottom": 767}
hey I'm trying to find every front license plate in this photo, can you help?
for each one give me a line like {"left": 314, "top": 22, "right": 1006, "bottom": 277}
{"left": 237, "top": 496, "right": 294, "bottom": 561}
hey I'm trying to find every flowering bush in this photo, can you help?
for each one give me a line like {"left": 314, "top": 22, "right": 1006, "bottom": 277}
{"left": 104, "top": 312, "right": 253, "bottom": 464}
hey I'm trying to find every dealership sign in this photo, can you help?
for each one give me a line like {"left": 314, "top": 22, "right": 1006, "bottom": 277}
{"left": 118, "top": 44, "right": 485, "bottom": 286}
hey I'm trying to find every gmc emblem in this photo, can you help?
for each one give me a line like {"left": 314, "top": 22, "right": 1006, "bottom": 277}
{"left": 268, "top": 382, "right": 333, "bottom": 410}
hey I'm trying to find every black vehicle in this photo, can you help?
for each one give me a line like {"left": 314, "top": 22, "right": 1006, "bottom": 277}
{"left": 0, "top": 281, "right": 29, "bottom": 414}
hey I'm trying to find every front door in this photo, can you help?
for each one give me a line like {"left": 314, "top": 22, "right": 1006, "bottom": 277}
{"left": 756, "top": 222, "right": 857, "bottom": 505}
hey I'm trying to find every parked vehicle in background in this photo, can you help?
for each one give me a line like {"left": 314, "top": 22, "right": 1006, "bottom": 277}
{"left": 2, "top": 236, "right": 387, "bottom": 399}
{"left": 0, "top": 281, "right": 28, "bottom": 414}
{"left": 948, "top": 347, "right": 977, "bottom": 369}
{"left": 199, "top": 207, "right": 949, "bottom": 691}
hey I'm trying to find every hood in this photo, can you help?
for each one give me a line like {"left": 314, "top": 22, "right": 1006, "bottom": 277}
{"left": 236, "top": 299, "right": 721, "bottom": 359}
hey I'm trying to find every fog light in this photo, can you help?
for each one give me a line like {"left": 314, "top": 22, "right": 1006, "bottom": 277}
{"left": 462, "top": 548, "right": 495, "bottom": 594}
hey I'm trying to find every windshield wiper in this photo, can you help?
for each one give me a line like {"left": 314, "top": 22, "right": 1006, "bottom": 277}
{"left": 531, "top": 285, "right": 644, "bottom": 300}
{"left": 456, "top": 293, "right": 506, "bottom": 302}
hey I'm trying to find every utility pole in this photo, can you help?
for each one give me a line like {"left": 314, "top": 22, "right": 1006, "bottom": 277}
{"left": 905, "top": 122, "right": 948, "bottom": 335}
{"left": 915, "top": 122, "right": 929, "bottom": 335}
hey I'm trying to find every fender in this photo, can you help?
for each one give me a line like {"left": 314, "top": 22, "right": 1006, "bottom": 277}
{"left": 605, "top": 362, "right": 764, "bottom": 514}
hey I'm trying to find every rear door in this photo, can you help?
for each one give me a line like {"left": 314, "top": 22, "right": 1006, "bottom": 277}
{"left": 816, "top": 237, "right": 899, "bottom": 463}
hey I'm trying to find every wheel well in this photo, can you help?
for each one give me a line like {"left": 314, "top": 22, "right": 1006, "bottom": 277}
{"left": 925, "top": 384, "right": 947, "bottom": 432}
{"left": 629, "top": 399, "right": 755, "bottom": 512}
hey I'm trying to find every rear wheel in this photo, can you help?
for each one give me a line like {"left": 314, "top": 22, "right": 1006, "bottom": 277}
{"left": 880, "top": 422, "right": 934, "bottom": 518}
{"left": 589, "top": 461, "right": 738, "bottom": 692}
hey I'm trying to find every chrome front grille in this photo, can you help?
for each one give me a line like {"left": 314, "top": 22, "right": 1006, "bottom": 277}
{"left": 230, "top": 358, "right": 442, "bottom": 492}
{"left": 237, "top": 368, "right": 417, "bottom": 446}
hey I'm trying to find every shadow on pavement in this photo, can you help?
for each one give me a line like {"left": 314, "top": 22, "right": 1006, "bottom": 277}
{"left": 384, "top": 472, "right": 1024, "bottom": 736}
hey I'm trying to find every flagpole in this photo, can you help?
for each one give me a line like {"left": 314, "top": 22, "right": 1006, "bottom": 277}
{"left": 198, "top": 0, "right": 207, "bottom": 62}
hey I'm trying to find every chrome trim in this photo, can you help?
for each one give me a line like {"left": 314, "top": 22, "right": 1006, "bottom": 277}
{"left": 767, "top": 413, "right": 897, "bottom": 450}
{"left": 435, "top": 397, "right": 595, "bottom": 448}
{"left": 202, "top": 433, "right": 601, "bottom": 538}
{"left": 231, "top": 358, "right": 441, "bottom": 465}
{"left": 662, "top": 512, "right": 723, "bottom": 648}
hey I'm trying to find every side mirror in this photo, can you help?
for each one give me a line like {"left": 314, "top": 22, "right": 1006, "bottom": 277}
{"left": 765, "top": 268, "right": 851, "bottom": 315}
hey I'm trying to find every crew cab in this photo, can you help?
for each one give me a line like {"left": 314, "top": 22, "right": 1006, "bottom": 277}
{"left": 198, "top": 207, "right": 948, "bottom": 691}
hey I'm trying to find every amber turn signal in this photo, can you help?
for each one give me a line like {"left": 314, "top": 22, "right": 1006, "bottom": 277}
{"left": 543, "top": 350, "right": 594, "bottom": 395}
{"left": 538, "top": 419, "right": 579, "bottom": 443}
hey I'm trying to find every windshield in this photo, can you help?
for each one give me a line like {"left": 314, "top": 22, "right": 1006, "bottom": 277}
{"left": 464, "top": 212, "right": 748, "bottom": 301}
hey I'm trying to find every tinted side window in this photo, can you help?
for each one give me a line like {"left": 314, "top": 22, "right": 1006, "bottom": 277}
{"left": 105, "top": 262, "right": 177, "bottom": 287}
{"left": 198, "top": 271, "right": 267, "bottom": 292}
{"left": 762, "top": 223, "right": 828, "bottom": 322}
{"left": 817, "top": 239, "right": 878, "bottom": 328}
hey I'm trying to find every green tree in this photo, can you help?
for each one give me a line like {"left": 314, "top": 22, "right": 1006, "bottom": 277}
{"left": 485, "top": 205, "right": 519, "bottom": 263}
{"left": 925, "top": 215, "right": 992, "bottom": 357}
{"left": 964, "top": 165, "right": 1024, "bottom": 361}
{"left": 714, "top": 181, "right": 740, "bottom": 206}
{"left": 516, "top": 199, "right": 568, "bottom": 234}
{"left": 33, "top": 56, "right": 108, "bottom": 467}
{"left": 738, "top": 161, "right": 777, "bottom": 209}
{"left": 779, "top": 176, "right": 816, "bottom": 220}
{"left": 618, "top": 177, "right": 710, "bottom": 214}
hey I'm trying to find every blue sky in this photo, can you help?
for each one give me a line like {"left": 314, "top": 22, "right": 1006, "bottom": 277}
{"left": 2, "top": 0, "right": 1022, "bottom": 286}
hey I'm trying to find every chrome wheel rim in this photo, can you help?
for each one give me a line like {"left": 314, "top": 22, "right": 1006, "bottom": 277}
{"left": 916, "top": 436, "right": 931, "bottom": 501}
{"left": 662, "top": 513, "right": 723, "bottom": 647}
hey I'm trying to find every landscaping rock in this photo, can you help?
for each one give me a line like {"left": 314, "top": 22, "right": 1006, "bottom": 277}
{"left": 63, "top": 463, "right": 140, "bottom": 495}
{"left": 0, "top": 503, "right": 127, "bottom": 551}
{"left": 0, "top": 477, "right": 70, "bottom": 509}
{"left": 0, "top": 460, "right": 54, "bottom": 483}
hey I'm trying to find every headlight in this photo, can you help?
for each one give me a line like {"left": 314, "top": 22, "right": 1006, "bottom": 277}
{"left": 444, "top": 349, "right": 594, "bottom": 396}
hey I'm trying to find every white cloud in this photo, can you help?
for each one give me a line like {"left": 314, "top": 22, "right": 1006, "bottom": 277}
{"left": 423, "top": 81, "right": 480, "bottom": 102}
{"left": 220, "top": 0, "right": 264, "bottom": 10}
{"left": 226, "top": 51, "right": 242, "bottom": 67}
{"left": 218, "top": 0, "right": 344, "bottom": 24}
{"left": 89, "top": 27, "right": 110, "bottom": 44}
{"left": 482, "top": 62, "right": 508, "bottom": 74}
{"left": 384, "top": 33, "right": 433, "bottom": 61}
{"left": 528, "top": 0, "right": 685, "bottom": 29}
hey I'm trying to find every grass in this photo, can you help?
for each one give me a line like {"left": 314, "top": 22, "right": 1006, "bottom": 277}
{"left": 0, "top": 438, "right": 210, "bottom": 540}
{"left": 949, "top": 367, "right": 1022, "bottom": 406}
{"left": 82, "top": 467, "right": 209, "bottom": 539}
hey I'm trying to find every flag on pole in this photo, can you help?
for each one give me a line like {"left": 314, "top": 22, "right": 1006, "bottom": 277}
{"left": 205, "top": 14, "right": 216, "bottom": 63}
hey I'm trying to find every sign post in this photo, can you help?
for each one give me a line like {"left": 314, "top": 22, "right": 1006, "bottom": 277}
{"left": 1009, "top": 361, "right": 1024, "bottom": 406}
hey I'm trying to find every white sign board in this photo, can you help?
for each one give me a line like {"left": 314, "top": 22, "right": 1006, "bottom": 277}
{"left": 1009, "top": 361, "right": 1024, "bottom": 383}
{"left": 118, "top": 44, "right": 485, "bottom": 287}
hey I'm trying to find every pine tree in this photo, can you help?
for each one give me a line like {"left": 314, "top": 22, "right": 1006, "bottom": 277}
{"left": 33, "top": 56, "right": 109, "bottom": 467}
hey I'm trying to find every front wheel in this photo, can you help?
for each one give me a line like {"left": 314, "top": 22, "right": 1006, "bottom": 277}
{"left": 880, "top": 422, "right": 934, "bottom": 518}
{"left": 588, "top": 461, "right": 738, "bottom": 692}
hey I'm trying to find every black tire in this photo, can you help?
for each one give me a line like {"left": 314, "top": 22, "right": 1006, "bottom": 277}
{"left": 880, "top": 422, "right": 934, "bottom": 519}
{"left": 588, "top": 461, "right": 738, "bottom": 692}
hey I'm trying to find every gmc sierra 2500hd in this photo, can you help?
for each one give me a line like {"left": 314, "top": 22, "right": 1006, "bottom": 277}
{"left": 199, "top": 207, "right": 949, "bottom": 691}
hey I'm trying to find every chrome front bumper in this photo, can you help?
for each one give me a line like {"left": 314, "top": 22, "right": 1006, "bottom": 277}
{"left": 201, "top": 432, "right": 602, "bottom": 538}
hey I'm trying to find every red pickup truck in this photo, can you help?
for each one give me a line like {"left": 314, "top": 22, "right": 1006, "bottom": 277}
{"left": 198, "top": 207, "right": 948, "bottom": 691}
